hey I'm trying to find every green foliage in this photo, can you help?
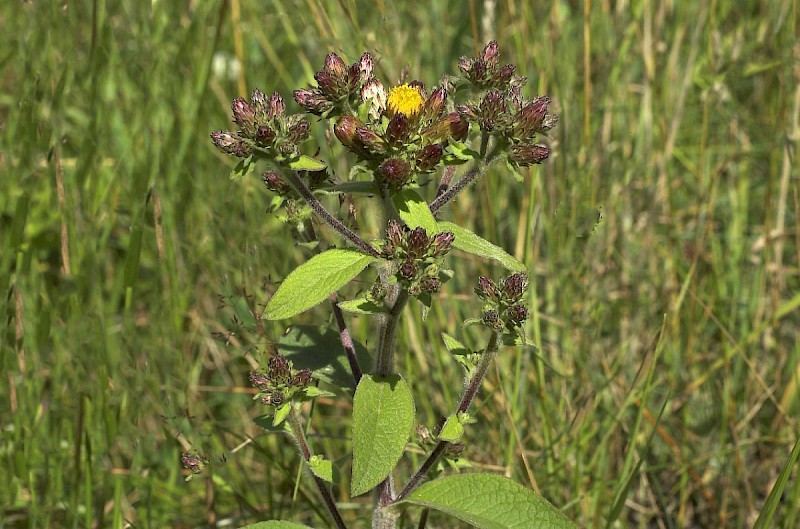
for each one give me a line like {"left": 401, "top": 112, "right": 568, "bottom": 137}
{"left": 351, "top": 375, "right": 415, "bottom": 497}
{"left": 392, "top": 189, "right": 439, "bottom": 233}
{"left": 400, "top": 474, "right": 578, "bottom": 529}
{"left": 438, "top": 221, "right": 527, "bottom": 272}
{"left": 1, "top": 0, "right": 796, "bottom": 528}
{"left": 265, "top": 249, "right": 376, "bottom": 320}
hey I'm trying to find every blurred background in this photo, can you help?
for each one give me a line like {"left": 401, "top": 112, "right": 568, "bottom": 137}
{"left": 1, "top": 1, "right": 798, "bottom": 527}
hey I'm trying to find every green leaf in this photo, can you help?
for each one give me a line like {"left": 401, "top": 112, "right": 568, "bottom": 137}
{"left": 272, "top": 403, "right": 291, "bottom": 426}
{"left": 230, "top": 155, "right": 256, "bottom": 181}
{"left": 237, "top": 521, "right": 316, "bottom": 529}
{"left": 400, "top": 474, "right": 578, "bottom": 529}
{"left": 448, "top": 140, "right": 480, "bottom": 161}
{"left": 265, "top": 249, "right": 376, "bottom": 320}
{"left": 442, "top": 333, "right": 469, "bottom": 356}
{"left": 351, "top": 375, "right": 415, "bottom": 496}
{"left": 438, "top": 415, "right": 464, "bottom": 442}
{"left": 438, "top": 221, "right": 527, "bottom": 272}
{"left": 278, "top": 325, "right": 372, "bottom": 392}
{"left": 288, "top": 155, "right": 326, "bottom": 171}
{"left": 505, "top": 159, "right": 525, "bottom": 183}
{"left": 308, "top": 455, "right": 335, "bottom": 483}
{"left": 253, "top": 415, "right": 291, "bottom": 434}
{"left": 392, "top": 189, "right": 439, "bottom": 233}
{"left": 337, "top": 296, "right": 388, "bottom": 315}
{"left": 754, "top": 435, "right": 800, "bottom": 529}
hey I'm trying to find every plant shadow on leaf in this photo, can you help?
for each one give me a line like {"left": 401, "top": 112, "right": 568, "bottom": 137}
{"left": 278, "top": 324, "right": 372, "bottom": 392}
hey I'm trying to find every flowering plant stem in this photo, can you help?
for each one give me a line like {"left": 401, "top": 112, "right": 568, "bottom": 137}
{"left": 395, "top": 331, "right": 500, "bottom": 503}
{"left": 287, "top": 406, "right": 348, "bottom": 529}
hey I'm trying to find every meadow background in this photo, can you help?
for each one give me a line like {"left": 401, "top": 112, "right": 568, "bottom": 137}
{"left": 2, "top": 1, "right": 798, "bottom": 527}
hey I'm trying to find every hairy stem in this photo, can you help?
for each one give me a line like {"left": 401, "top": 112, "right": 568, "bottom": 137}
{"left": 330, "top": 292, "right": 363, "bottom": 384}
{"left": 283, "top": 170, "right": 381, "bottom": 258}
{"left": 287, "top": 407, "right": 348, "bottom": 529}
{"left": 428, "top": 146, "right": 502, "bottom": 215}
{"left": 395, "top": 331, "right": 500, "bottom": 502}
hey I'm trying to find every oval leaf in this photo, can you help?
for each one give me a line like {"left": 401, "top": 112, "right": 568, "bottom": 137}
{"left": 351, "top": 375, "right": 415, "bottom": 496}
{"left": 400, "top": 474, "right": 578, "bottom": 529}
{"left": 265, "top": 249, "right": 376, "bottom": 320}
{"left": 438, "top": 221, "right": 526, "bottom": 272}
{"left": 337, "top": 296, "right": 388, "bottom": 315}
{"left": 392, "top": 189, "right": 439, "bottom": 233}
{"left": 238, "top": 522, "right": 315, "bottom": 529}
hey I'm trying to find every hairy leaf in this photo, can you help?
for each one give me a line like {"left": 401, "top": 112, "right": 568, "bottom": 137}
{"left": 438, "top": 221, "right": 526, "bottom": 272}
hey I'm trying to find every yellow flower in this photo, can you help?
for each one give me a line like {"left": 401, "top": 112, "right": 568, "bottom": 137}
{"left": 386, "top": 83, "right": 425, "bottom": 117}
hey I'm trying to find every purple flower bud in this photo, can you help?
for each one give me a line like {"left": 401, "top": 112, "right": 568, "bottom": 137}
{"left": 315, "top": 70, "right": 341, "bottom": 97}
{"left": 269, "top": 390, "right": 285, "bottom": 406}
{"left": 378, "top": 158, "right": 412, "bottom": 189}
{"left": 415, "top": 143, "right": 444, "bottom": 172}
{"left": 492, "top": 64, "right": 516, "bottom": 87}
{"left": 361, "top": 77, "right": 387, "bottom": 119}
{"left": 211, "top": 130, "right": 249, "bottom": 157}
{"left": 181, "top": 452, "right": 207, "bottom": 474}
{"left": 514, "top": 96, "right": 549, "bottom": 139}
{"left": 354, "top": 126, "right": 386, "bottom": 154}
{"left": 422, "top": 112, "right": 469, "bottom": 143}
{"left": 421, "top": 86, "right": 447, "bottom": 123}
{"left": 510, "top": 144, "right": 550, "bottom": 166}
{"left": 482, "top": 309, "right": 503, "bottom": 332}
{"left": 292, "top": 369, "right": 313, "bottom": 388}
{"left": 385, "top": 113, "right": 410, "bottom": 146}
{"left": 501, "top": 273, "right": 528, "bottom": 300}
{"left": 458, "top": 56, "right": 474, "bottom": 74}
{"left": 267, "top": 92, "right": 286, "bottom": 119}
{"left": 480, "top": 90, "right": 505, "bottom": 121}
{"left": 386, "top": 220, "right": 404, "bottom": 248}
{"left": 334, "top": 115, "right": 362, "bottom": 150}
{"left": 323, "top": 52, "right": 347, "bottom": 78}
{"left": 507, "top": 304, "right": 528, "bottom": 324}
{"left": 481, "top": 40, "right": 500, "bottom": 66}
{"left": 471, "top": 60, "right": 488, "bottom": 84}
{"left": 448, "top": 112, "right": 469, "bottom": 141}
{"left": 262, "top": 170, "right": 292, "bottom": 195}
{"left": 406, "top": 227, "right": 430, "bottom": 258}
{"left": 268, "top": 355, "right": 291, "bottom": 380}
{"left": 293, "top": 88, "right": 331, "bottom": 115}
{"left": 250, "top": 371, "right": 271, "bottom": 389}
{"left": 430, "top": 230, "right": 454, "bottom": 257}
{"left": 399, "top": 260, "right": 417, "bottom": 280}
{"left": 286, "top": 117, "right": 310, "bottom": 143}
{"left": 477, "top": 276, "right": 499, "bottom": 300}
{"left": 231, "top": 98, "right": 256, "bottom": 134}
{"left": 457, "top": 104, "right": 478, "bottom": 121}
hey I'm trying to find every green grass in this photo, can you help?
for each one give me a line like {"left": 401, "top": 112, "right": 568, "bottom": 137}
{"left": 1, "top": 0, "right": 798, "bottom": 527}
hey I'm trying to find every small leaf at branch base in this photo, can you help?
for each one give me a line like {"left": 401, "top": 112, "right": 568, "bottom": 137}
{"left": 400, "top": 473, "right": 578, "bottom": 529}
{"left": 230, "top": 155, "right": 256, "bottom": 181}
{"left": 351, "top": 375, "right": 415, "bottom": 497}
{"left": 337, "top": 296, "right": 388, "bottom": 315}
{"left": 265, "top": 249, "right": 376, "bottom": 320}
{"left": 308, "top": 454, "right": 337, "bottom": 483}
{"left": 438, "top": 415, "right": 465, "bottom": 442}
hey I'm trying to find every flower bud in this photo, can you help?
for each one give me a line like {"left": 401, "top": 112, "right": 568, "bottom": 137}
{"left": 448, "top": 112, "right": 469, "bottom": 141}
{"left": 482, "top": 309, "right": 503, "bottom": 332}
{"left": 268, "top": 355, "right": 291, "bottom": 381}
{"left": 510, "top": 144, "right": 550, "bottom": 166}
{"left": 514, "top": 96, "right": 549, "bottom": 139}
{"left": 430, "top": 230, "right": 454, "bottom": 257}
{"left": 262, "top": 170, "right": 292, "bottom": 195}
{"left": 250, "top": 372, "right": 271, "bottom": 389}
{"left": 415, "top": 143, "right": 444, "bottom": 172}
{"left": 378, "top": 158, "right": 412, "bottom": 188}
{"left": 292, "top": 369, "right": 313, "bottom": 388}
{"left": 422, "top": 112, "right": 468, "bottom": 143}
{"left": 315, "top": 70, "right": 341, "bottom": 97}
{"left": 385, "top": 113, "right": 410, "bottom": 146}
{"left": 181, "top": 452, "right": 208, "bottom": 474}
{"left": 267, "top": 92, "right": 286, "bottom": 119}
{"left": 480, "top": 90, "right": 505, "bottom": 122}
{"left": 501, "top": 273, "right": 528, "bottom": 300}
{"left": 399, "top": 260, "right": 417, "bottom": 280}
{"left": 286, "top": 117, "right": 310, "bottom": 143}
{"left": 211, "top": 130, "right": 250, "bottom": 157}
{"left": 492, "top": 64, "right": 516, "bottom": 87}
{"left": 458, "top": 56, "right": 474, "bottom": 75}
{"left": 386, "top": 220, "right": 404, "bottom": 248}
{"left": 251, "top": 88, "right": 269, "bottom": 116}
{"left": 406, "top": 227, "right": 430, "bottom": 258}
{"left": 476, "top": 276, "right": 499, "bottom": 300}
{"left": 293, "top": 88, "right": 331, "bottom": 115}
{"left": 421, "top": 86, "right": 447, "bottom": 123}
{"left": 355, "top": 126, "right": 386, "bottom": 154}
{"left": 323, "top": 52, "right": 347, "bottom": 78}
{"left": 481, "top": 40, "right": 500, "bottom": 66}
{"left": 334, "top": 115, "right": 363, "bottom": 150}
{"left": 539, "top": 113, "right": 559, "bottom": 133}
{"left": 232, "top": 98, "right": 256, "bottom": 134}
{"left": 507, "top": 304, "right": 528, "bottom": 324}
